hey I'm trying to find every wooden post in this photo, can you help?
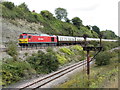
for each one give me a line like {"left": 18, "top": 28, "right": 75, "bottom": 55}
{"left": 87, "top": 50, "right": 90, "bottom": 87}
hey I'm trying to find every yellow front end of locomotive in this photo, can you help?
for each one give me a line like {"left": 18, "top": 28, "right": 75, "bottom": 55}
{"left": 19, "top": 39, "right": 28, "bottom": 44}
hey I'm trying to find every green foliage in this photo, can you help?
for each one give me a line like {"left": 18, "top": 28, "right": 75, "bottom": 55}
{"left": 101, "top": 30, "right": 117, "bottom": 39}
{"left": 2, "top": 1, "right": 117, "bottom": 38}
{"left": 24, "top": 52, "right": 28, "bottom": 56}
{"left": 55, "top": 7, "right": 68, "bottom": 21}
{"left": 56, "top": 49, "right": 118, "bottom": 88}
{"left": 56, "top": 54, "right": 68, "bottom": 64}
{"left": 95, "top": 51, "right": 112, "bottom": 66}
{"left": 2, "top": 1, "right": 15, "bottom": 10}
{"left": 41, "top": 10, "right": 54, "bottom": 20}
{"left": 18, "top": 2, "right": 29, "bottom": 12}
{"left": 71, "top": 45, "right": 83, "bottom": 51}
{"left": 60, "top": 48, "right": 74, "bottom": 55}
{"left": 46, "top": 47, "right": 54, "bottom": 53}
{"left": 26, "top": 51, "right": 59, "bottom": 73}
{"left": 2, "top": 60, "right": 36, "bottom": 86}
{"left": 6, "top": 41, "right": 18, "bottom": 60}
{"left": 92, "top": 25, "right": 100, "bottom": 35}
{"left": 1, "top": 1, "right": 101, "bottom": 37}
{"left": 102, "top": 41, "right": 118, "bottom": 51}
{"left": 72, "top": 17, "right": 82, "bottom": 29}
{"left": 89, "top": 41, "right": 118, "bottom": 50}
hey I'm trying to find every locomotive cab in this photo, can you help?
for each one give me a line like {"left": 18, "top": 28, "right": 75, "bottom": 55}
{"left": 19, "top": 33, "right": 29, "bottom": 46}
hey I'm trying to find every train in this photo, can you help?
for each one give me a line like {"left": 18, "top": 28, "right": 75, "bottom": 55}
{"left": 19, "top": 33, "right": 117, "bottom": 46}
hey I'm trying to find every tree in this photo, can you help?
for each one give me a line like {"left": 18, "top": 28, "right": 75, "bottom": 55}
{"left": 72, "top": 17, "right": 82, "bottom": 29}
{"left": 92, "top": 25, "right": 100, "bottom": 34}
{"left": 101, "top": 30, "right": 117, "bottom": 39}
{"left": 65, "top": 18, "right": 70, "bottom": 23}
{"left": 18, "top": 2, "right": 29, "bottom": 12}
{"left": 55, "top": 7, "right": 68, "bottom": 21}
{"left": 41, "top": 10, "right": 54, "bottom": 19}
{"left": 86, "top": 25, "right": 91, "bottom": 30}
{"left": 2, "top": 1, "right": 15, "bottom": 10}
{"left": 95, "top": 51, "right": 111, "bottom": 66}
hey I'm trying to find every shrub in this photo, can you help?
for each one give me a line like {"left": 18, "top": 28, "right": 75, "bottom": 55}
{"left": 2, "top": 60, "right": 36, "bottom": 86}
{"left": 46, "top": 47, "right": 53, "bottom": 53}
{"left": 95, "top": 51, "right": 112, "bottom": 66}
{"left": 41, "top": 10, "right": 54, "bottom": 20}
{"left": 71, "top": 45, "right": 83, "bottom": 51}
{"left": 27, "top": 51, "right": 59, "bottom": 73}
{"left": 102, "top": 41, "right": 118, "bottom": 51}
{"left": 2, "top": 1, "right": 15, "bottom": 10}
{"left": 24, "top": 52, "right": 28, "bottom": 56}
{"left": 60, "top": 48, "right": 74, "bottom": 55}
{"left": 6, "top": 41, "right": 18, "bottom": 59}
{"left": 56, "top": 54, "right": 67, "bottom": 64}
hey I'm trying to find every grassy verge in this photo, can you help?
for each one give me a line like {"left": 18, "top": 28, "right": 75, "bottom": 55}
{"left": 55, "top": 49, "right": 119, "bottom": 88}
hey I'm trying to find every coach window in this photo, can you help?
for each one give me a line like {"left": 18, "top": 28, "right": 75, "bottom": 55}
{"left": 51, "top": 37, "right": 54, "bottom": 42}
{"left": 28, "top": 36, "right": 32, "bottom": 39}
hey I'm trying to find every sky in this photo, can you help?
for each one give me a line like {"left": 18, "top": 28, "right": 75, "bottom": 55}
{"left": 6, "top": 0, "right": 119, "bottom": 36}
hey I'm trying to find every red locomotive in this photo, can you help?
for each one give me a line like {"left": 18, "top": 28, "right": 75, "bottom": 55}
{"left": 19, "top": 33, "right": 57, "bottom": 46}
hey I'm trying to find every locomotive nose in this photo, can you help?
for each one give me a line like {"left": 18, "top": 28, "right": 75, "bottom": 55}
{"left": 19, "top": 39, "right": 28, "bottom": 43}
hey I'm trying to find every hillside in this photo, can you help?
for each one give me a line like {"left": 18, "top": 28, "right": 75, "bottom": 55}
{"left": 1, "top": 1, "right": 118, "bottom": 46}
{"left": 0, "top": 1, "right": 99, "bottom": 44}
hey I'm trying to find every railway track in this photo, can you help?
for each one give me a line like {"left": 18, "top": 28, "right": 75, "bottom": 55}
{"left": 12, "top": 59, "right": 92, "bottom": 89}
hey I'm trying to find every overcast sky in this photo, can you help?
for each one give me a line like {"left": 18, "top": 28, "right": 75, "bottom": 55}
{"left": 7, "top": 0, "right": 119, "bottom": 35}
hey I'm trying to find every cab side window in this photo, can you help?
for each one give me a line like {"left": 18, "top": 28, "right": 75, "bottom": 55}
{"left": 28, "top": 36, "right": 32, "bottom": 38}
{"left": 51, "top": 37, "right": 54, "bottom": 42}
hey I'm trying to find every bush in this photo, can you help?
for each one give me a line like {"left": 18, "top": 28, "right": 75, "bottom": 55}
{"left": 60, "top": 48, "right": 74, "bottom": 55}
{"left": 41, "top": 10, "right": 54, "bottom": 20}
{"left": 95, "top": 51, "right": 112, "bottom": 66}
{"left": 6, "top": 42, "right": 18, "bottom": 60}
{"left": 2, "top": 1, "right": 15, "bottom": 10}
{"left": 71, "top": 45, "right": 83, "bottom": 51}
{"left": 102, "top": 41, "right": 118, "bottom": 51}
{"left": 46, "top": 47, "right": 53, "bottom": 52}
{"left": 56, "top": 54, "right": 67, "bottom": 64}
{"left": 2, "top": 60, "right": 36, "bottom": 86}
{"left": 27, "top": 51, "right": 59, "bottom": 73}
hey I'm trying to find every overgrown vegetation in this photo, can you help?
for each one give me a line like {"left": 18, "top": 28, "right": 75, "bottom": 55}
{"left": 6, "top": 41, "right": 18, "bottom": 60}
{"left": 1, "top": 1, "right": 119, "bottom": 87}
{"left": 2, "top": 45, "right": 85, "bottom": 86}
{"left": 89, "top": 41, "right": 118, "bottom": 51}
{"left": 55, "top": 49, "right": 119, "bottom": 88}
{"left": 95, "top": 51, "right": 112, "bottom": 66}
{"left": 2, "top": 39, "right": 118, "bottom": 87}
{"left": 2, "top": 59, "right": 36, "bottom": 86}
{"left": 26, "top": 50, "right": 59, "bottom": 74}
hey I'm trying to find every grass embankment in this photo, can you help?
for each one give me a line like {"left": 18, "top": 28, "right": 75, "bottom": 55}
{"left": 55, "top": 49, "right": 119, "bottom": 88}
{"left": 1, "top": 41, "right": 118, "bottom": 87}
{"left": 1, "top": 45, "right": 85, "bottom": 86}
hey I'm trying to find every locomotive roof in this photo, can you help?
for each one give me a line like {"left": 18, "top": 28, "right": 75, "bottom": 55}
{"left": 22, "top": 33, "right": 56, "bottom": 36}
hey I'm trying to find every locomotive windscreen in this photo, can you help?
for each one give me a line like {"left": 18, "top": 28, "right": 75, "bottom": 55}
{"left": 19, "top": 35, "right": 23, "bottom": 39}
